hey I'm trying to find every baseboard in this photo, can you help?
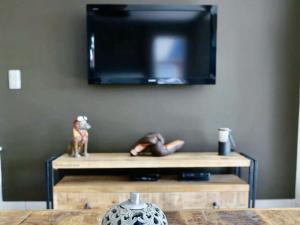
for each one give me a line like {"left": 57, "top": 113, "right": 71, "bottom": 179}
{"left": 0, "top": 199, "right": 297, "bottom": 210}
{"left": 255, "top": 199, "right": 296, "bottom": 208}
{"left": 0, "top": 201, "right": 46, "bottom": 210}
{"left": 0, "top": 202, "right": 26, "bottom": 210}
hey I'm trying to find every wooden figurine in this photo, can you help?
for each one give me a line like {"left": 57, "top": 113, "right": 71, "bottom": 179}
{"left": 130, "top": 133, "right": 184, "bottom": 157}
{"left": 67, "top": 116, "right": 91, "bottom": 158}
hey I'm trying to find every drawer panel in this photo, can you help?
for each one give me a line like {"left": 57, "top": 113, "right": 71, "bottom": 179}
{"left": 53, "top": 191, "right": 248, "bottom": 210}
{"left": 53, "top": 175, "right": 249, "bottom": 210}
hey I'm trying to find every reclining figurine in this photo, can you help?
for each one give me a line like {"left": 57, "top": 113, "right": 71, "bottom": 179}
{"left": 130, "top": 133, "right": 184, "bottom": 156}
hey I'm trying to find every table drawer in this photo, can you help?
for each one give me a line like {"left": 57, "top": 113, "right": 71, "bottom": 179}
{"left": 54, "top": 191, "right": 248, "bottom": 210}
{"left": 53, "top": 175, "right": 249, "bottom": 210}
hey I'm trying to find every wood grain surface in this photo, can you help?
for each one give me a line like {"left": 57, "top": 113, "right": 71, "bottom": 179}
{"left": 52, "top": 152, "right": 251, "bottom": 169}
{"left": 54, "top": 175, "right": 249, "bottom": 193}
{"left": 53, "top": 175, "right": 249, "bottom": 210}
{"left": 0, "top": 209, "right": 299, "bottom": 225}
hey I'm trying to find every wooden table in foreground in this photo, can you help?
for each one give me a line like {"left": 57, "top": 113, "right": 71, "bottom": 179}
{"left": 0, "top": 209, "right": 299, "bottom": 225}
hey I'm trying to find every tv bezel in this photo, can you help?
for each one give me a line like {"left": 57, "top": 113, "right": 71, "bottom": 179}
{"left": 87, "top": 4, "right": 217, "bottom": 85}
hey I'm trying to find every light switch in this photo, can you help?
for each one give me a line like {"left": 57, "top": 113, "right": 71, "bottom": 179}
{"left": 8, "top": 70, "right": 21, "bottom": 89}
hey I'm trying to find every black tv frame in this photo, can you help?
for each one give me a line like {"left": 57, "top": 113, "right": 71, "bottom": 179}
{"left": 87, "top": 4, "right": 218, "bottom": 85}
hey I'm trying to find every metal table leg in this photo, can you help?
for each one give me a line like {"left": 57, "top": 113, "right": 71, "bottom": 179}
{"left": 45, "top": 156, "right": 58, "bottom": 209}
{"left": 239, "top": 152, "right": 258, "bottom": 208}
{"left": 252, "top": 159, "right": 258, "bottom": 208}
{"left": 248, "top": 160, "right": 254, "bottom": 208}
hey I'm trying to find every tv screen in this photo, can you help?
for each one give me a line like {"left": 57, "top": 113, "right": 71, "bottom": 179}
{"left": 87, "top": 5, "right": 217, "bottom": 85}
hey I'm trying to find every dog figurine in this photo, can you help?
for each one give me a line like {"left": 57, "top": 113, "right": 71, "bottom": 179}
{"left": 67, "top": 115, "right": 91, "bottom": 158}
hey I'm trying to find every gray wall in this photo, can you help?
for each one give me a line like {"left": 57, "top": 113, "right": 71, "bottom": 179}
{"left": 0, "top": 0, "right": 299, "bottom": 201}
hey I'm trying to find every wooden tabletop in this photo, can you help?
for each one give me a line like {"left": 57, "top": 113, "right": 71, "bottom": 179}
{"left": 0, "top": 209, "right": 299, "bottom": 225}
{"left": 52, "top": 152, "right": 251, "bottom": 169}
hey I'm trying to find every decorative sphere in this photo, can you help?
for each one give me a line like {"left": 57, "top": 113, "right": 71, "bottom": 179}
{"left": 101, "top": 193, "right": 168, "bottom": 225}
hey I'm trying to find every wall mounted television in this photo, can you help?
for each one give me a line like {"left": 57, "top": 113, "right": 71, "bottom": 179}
{"left": 87, "top": 5, "right": 217, "bottom": 85}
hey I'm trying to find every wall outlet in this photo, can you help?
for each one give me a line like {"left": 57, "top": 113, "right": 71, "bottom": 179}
{"left": 8, "top": 70, "right": 21, "bottom": 89}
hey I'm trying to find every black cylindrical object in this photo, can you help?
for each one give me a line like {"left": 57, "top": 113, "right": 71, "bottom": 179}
{"left": 218, "top": 141, "right": 230, "bottom": 156}
{"left": 218, "top": 128, "right": 231, "bottom": 156}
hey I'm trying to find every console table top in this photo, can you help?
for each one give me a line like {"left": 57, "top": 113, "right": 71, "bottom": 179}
{"left": 52, "top": 152, "right": 251, "bottom": 169}
{"left": 1, "top": 209, "right": 299, "bottom": 225}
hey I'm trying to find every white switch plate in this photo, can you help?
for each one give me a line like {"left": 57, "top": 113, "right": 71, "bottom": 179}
{"left": 8, "top": 70, "right": 21, "bottom": 89}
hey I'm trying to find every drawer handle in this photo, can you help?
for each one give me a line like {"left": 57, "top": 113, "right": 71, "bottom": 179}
{"left": 212, "top": 202, "right": 220, "bottom": 209}
{"left": 84, "top": 202, "right": 92, "bottom": 209}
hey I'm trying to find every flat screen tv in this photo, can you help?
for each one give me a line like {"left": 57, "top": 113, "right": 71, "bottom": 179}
{"left": 87, "top": 5, "right": 217, "bottom": 85}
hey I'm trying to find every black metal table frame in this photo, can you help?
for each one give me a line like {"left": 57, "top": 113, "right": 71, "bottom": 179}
{"left": 46, "top": 152, "right": 257, "bottom": 209}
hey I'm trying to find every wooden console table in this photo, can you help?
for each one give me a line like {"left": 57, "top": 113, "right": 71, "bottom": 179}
{"left": 46, "top": 152, "right": 257, "bottom": 210}
{"left": 1, "top": 209, "right": 299, "bottom": 225}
